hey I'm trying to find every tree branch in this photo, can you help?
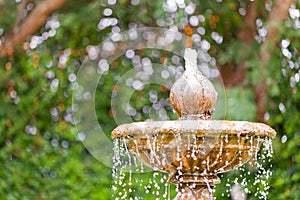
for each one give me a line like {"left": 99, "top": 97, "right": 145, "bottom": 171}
{"left": 0, "top": 0, "right": 68, "bottom": 57}
{"left": 255, "top": 0, "right": 295, "bottom": 122}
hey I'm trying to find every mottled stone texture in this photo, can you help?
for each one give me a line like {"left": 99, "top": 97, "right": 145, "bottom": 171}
{"left": 170, "top": 48, "right": 217, "bottom": 120}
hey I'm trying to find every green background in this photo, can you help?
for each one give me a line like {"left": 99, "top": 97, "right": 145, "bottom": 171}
{"left": 0, "top": 0, "right": 300, "bottom": 199}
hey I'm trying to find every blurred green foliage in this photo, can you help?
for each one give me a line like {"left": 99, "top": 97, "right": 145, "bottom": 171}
{"left": 0, "top": 0, "right": 300, "bottom": 199}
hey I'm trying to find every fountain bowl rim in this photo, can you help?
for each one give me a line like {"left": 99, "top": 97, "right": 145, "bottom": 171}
{"left": 111, "top": 120, "right": 276, "bottom": 139}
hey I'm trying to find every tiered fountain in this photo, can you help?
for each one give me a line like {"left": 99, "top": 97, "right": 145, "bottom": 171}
{"left": 111, "top": 48, "right": 276, "bottom": 199}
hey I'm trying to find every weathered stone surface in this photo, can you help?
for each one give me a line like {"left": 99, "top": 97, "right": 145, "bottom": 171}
{"left": 169, "top": 49, "right": 217, "bottom": 120}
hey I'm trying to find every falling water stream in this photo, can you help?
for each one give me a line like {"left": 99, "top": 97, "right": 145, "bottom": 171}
{"left": 112, "top": 134, "right": 274, "bottom": 200}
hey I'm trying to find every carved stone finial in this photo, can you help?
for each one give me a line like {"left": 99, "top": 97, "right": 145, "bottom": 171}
{"left": 170, "top": 48, "right": 218, "bottom": 120}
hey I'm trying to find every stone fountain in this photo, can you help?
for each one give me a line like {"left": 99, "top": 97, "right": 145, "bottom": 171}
{"left": 111, "top": 48, "right": 276, "bottom": 199}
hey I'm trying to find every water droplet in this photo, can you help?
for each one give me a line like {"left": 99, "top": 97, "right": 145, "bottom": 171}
{"left": 51, "top": 139, "right": 59, "bottom": 147}
{"left": 126, "top": 50, "right": 135, "bottom": 59}
{"left": 61, "top": 140, "right": 69, "bottom": 149}
{"left": 49, "top": 171, "right": 57, "bottom": 178}
{"left": 289, "top": 8, "right": 300, "bottom": 19}
{"left": 197, "top": 27, "right": 206, "bottom": 35}
{"left": 98, "top": 59, "right": 110, "bottom": 74}
{"left": 161, "top": 70, "right": 170, "bottom": 79}
{"left": 25, "top": 124, "right": 37, "bottom": 135}
{"left": 200, "top": 40, "right": 210, "bottom": 51}
{"left": 107, "top": 0, "right": 116, "bottom": 5}
{"left": 282, "top": 48, "right": 292, "bottom": 59}
{"left": 238, "top": 8, "right": 246, "bottom": 16}
{"left": 103, "top": 8, "right": 113, "bottom": 16}
{"left": 164, "top": 0, "right": 177, "bottom": 12}
{"left": 258, "top": 27, "right": 267, "bottom": 37}
{"left": 279, "top": 102, "right": 286, "bottom": 113}
{"left": 132, "top": 80, "right": 144, "bottom": 90}
{"left": 256, "top": 19, "right": 263, "bottom": 28}
{"left": 211, "top": 32, "right": 223, "bottom": 44}
{"left": 281, "top": 135, "right": 287, "bottom": 143}
{"left": 189, "top": 16, "right": 199, "bottom": 26}
{"left": 68, "top": 73, "right": 76, "bottom": 82}
{"left": 77, "top": 132, "right": 86, "bottom": 141}
{"left": 281, "top": 39, "right": 290, "bottom": 48}
{"left": 86, "top": 46, "right": 99, "bottom": 60}
{"left": 185, "top": 3, "right": 195, "bottom": 15}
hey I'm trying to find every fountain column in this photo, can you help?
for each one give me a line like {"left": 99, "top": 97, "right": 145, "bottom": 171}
{"left": 169, "top": 49, "right": 218, "bottom": 199}
{"left": 174, "top": 184, "right": 212, "bottom": 200}
{"left": 172, "top": 175, "right": 220, "bottom": 200}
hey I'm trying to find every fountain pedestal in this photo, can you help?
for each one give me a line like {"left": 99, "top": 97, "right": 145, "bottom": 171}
{"left": 174, "top": 184, "right": 213, "bottom": 200}
{"left": 171, "top": 175, "right": 220, "bottom": 200}
{"left": 111, "top": 48, "right": 276, "bottom": 199}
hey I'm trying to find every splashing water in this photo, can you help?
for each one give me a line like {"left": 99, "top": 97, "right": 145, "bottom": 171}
{"left": 218, "top": 137, "right": 274, "bottom": 200}
{"left": 112, "top": 134, "right": 274, "bottom": 199}
{"left": 112, "top": 138, "right": 172, "bottom": 200}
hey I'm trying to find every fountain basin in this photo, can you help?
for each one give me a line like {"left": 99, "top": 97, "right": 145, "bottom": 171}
{"left": 112, "top": 120, "right": 276, "bottom": 199}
